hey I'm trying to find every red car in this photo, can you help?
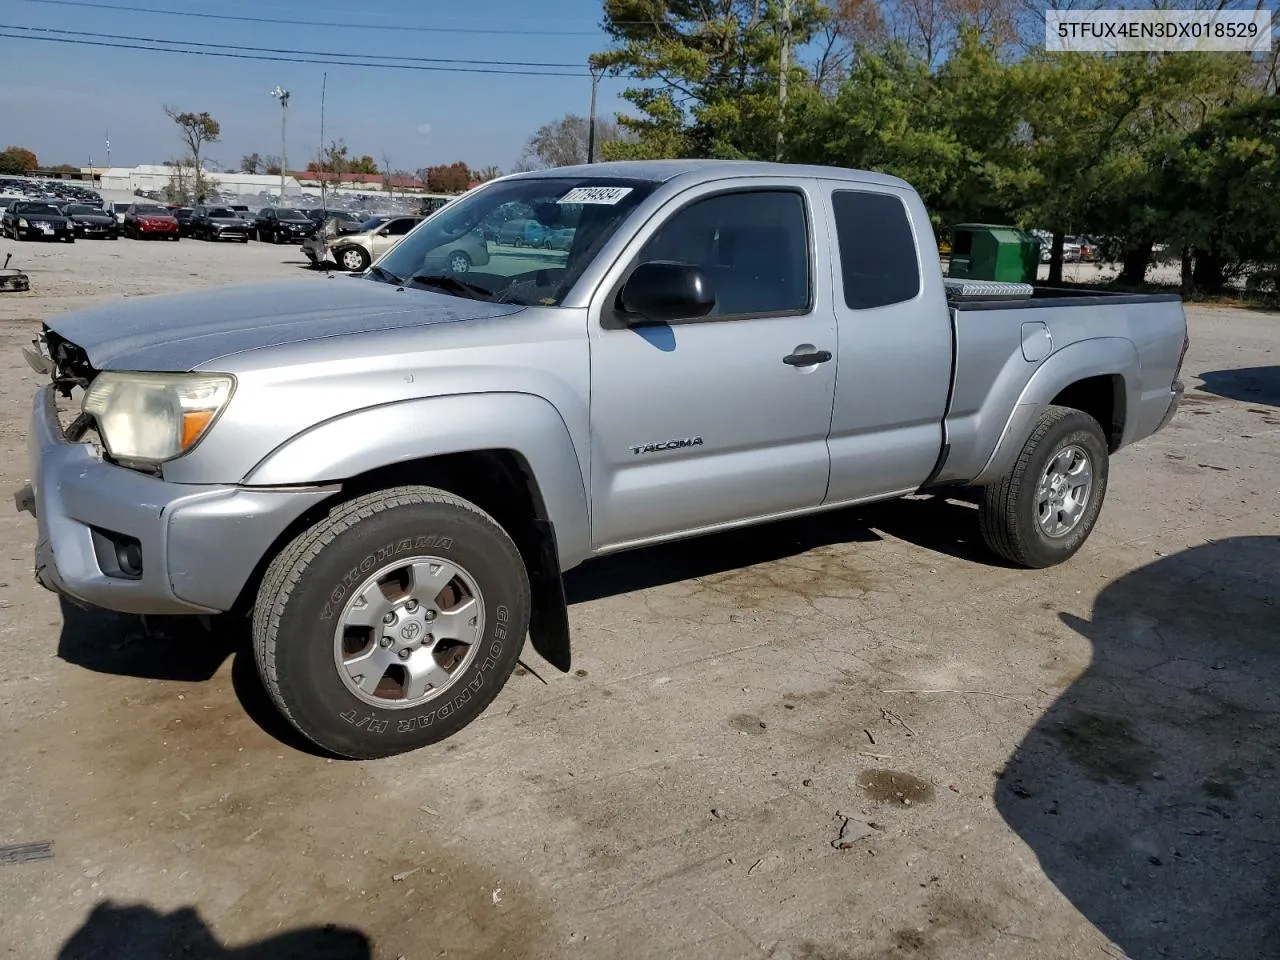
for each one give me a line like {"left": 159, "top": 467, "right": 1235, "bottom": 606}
{"left": 123, "top": 203, "right": 181, "bottom": 241}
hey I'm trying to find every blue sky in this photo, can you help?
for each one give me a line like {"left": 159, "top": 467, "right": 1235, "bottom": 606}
{"left": 0, "top": 0, "right": 628, "bottom": 173}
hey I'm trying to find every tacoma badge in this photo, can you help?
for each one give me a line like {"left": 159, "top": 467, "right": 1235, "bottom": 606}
{"left": 630, "top": 437, "right": 704, "bottom": 455}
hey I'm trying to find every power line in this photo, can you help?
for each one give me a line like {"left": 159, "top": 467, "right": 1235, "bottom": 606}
{"left": 12, "top": 0, "right": 608, "bottom": 37}
{"left": 3, "top": 24, "right": 585, "bottom": 68}
{"left": 0, "top": 30, "right": 591, "bottom": 76}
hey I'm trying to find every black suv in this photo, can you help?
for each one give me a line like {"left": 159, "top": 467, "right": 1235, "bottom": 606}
{"left": 252, "top": 207, "right": 316, "bottom": 244}
{"left": 191, "top": 205, "right": 250, "bottom": 242}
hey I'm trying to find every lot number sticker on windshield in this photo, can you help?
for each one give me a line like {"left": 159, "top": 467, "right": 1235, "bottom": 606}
{"left": 558, "top": 186, "right": 633, "bottom": 205}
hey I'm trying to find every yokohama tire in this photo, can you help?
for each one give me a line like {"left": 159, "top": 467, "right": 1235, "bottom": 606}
{"left": 978, "top": 405, "right": 1110, "bottom": 569}
{"left": 253, "top": 486, "right": 531, "bottom": 759}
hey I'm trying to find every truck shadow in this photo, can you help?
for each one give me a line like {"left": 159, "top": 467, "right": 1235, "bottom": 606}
{"left": 1195, "top": 366, "right": 1280, "bottom": 407}
{"left": 56, "top": 602, "right": 324, "bottom": 755}
{"left": 58, "top": 902, "right": 369, "bottom": 959}
{"left": 564, "top": 492, "right": 993, "bottom": 603}
{"left": 996, "top": 536, "right": 1280, "bottom": 960}
{"left": 57, "top": 494, "right": 992, "bottom": 748}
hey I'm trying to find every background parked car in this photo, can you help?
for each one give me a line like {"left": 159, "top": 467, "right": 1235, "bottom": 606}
{"left": 123, "top": 203, "right": 180, "bottom": 240}
{"left": 172, "top": 207, "right": 196, "bottom": 237}
{"left": 60, "top": 203, "right": 119, "bottom": 239}
{"left": 495, "top": 217, "right": 546, "bottom": 247}
{"left": 2, "top": 200, "right": 75, "bottom": 242}
{"left": 191, "top": 205, "right": 250, "bottom": 243}
{"left": 326, "top": 215, "right": 424, "bottom": 272}
{"left": 253, "top": 207, "right": 316, "bottom": 244}
{"left": 544, "top": 226, "right": 575, "bottom": 251}
{"left": 105, "top": 202, "right": 129, "bottom": 226}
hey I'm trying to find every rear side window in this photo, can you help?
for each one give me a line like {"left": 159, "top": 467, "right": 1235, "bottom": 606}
{"left": 831, "top": 191, "right": 920, "bottom": 310}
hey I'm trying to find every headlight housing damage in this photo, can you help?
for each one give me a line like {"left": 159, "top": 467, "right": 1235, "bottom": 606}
{"left": 82, "top": 372, "right": 235, "bottom": 464}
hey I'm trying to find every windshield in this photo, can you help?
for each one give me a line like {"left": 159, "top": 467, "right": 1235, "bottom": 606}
{"left": 66, "top": 205, "right": 101, "bottom": 215}
{"left": 275, "top": 208, "right": 309, "bottom": 221}
{"left": 376, "top": 177, "right": 655, "bottom": 307}
{"left": 359, "top": 217, "right": 390, "bottom": 232}
{"left": 134, "top": 204, "right": 169, "bottom": 215}
{"left": 207, "top": 208, "right": 236, "bottom": 218}
{"left": 21, "top": 203, "right": 61, "bottom": 216}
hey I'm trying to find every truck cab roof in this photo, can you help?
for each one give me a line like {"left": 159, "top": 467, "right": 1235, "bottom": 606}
{"left": 504, "top": 159, "right": 912, "bottom": 191}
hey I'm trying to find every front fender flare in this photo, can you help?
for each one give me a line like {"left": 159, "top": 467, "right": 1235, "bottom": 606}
{"left": 241, "top": 392, "right": 591, "bottom": 568}
{"left": 970, "top": 337, "right": 1139, "bottom": 486}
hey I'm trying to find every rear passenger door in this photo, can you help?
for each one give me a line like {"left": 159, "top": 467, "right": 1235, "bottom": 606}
{"left": 820, "top": 184, "right": 953, "bottom": 504}
{"left": 587, "top": 180, "right": 838, "bottom": 549}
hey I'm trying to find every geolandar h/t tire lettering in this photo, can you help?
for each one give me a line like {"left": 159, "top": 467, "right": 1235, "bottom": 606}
{"left": 253, "top": 486, "right": 531, "bottom": 759}
{"left": 978, "top": 405, "right": 1110, "bottom": 569}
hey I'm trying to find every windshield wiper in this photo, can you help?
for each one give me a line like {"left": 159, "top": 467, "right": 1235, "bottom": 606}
{"left": 366, "top": 264, "right": 402, "bottom": 285}
{"left": 407, "top": 273, "right": 494, "bottom": 301}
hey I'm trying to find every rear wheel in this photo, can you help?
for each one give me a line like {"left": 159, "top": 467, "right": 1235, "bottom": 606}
{"left": 253, "top": 486, "right": 530, "bottom": 759}
{"left": 978, "top": 405, "right": 1110, "bottom": 568}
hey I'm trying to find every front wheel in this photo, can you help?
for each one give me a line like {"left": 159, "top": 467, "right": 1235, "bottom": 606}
{"left": 978, "top": 405, "right": 1109, "bottom": 568}
{"left": 253, "top": 486, "right": 531, "bottom": 759}
{"left": 337, "top": 246, "right": 370, "bottom": 272}
{"left": 448, "top": 250, "right": 472, "bottom": 274}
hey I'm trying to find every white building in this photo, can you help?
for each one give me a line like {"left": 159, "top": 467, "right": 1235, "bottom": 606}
{"left": 88, "top": 165, "right": 302, "bottom": 198}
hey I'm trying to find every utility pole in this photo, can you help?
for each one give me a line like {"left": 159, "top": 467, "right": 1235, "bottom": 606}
{"left": 271, "top": 86, "right": 290, "bottom": 202}
{"left": 105, "top": 128, "right": 110, "bottom": 168}
{"left": 587, "top": 60, "right": 601, "bottom": 163}
{"left": 319, "top": 72, "right": 327, "bottom": 211}
{"left": 776, "top": 0, "right": 792, "bottom": 161}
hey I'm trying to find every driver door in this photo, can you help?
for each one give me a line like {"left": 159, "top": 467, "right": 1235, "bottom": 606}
{"left": 587, "top": 180, "right": 838, "bottom": 550}
{"left": 372, "top": 218, "right": 416, "bottom": 257}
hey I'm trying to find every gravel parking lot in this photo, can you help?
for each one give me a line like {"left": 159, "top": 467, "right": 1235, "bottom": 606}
{"left": 0, "top": 236, "right": 1276, "bottom": 960}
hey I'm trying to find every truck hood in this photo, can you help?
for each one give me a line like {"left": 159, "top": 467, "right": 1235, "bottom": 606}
{"left": 44, "top": 277, "right": 524, "bottom": 371}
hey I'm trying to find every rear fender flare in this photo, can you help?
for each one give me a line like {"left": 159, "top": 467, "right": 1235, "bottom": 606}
{"left": 971, "top": 337, "right": 1139, "bottom": 485}
{"left": 241, "top": 392, "right": 591, "bottom": 568}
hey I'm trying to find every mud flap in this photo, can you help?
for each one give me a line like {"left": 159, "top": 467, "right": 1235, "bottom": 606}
{"left": 527, "top": 518, "right": 571, "bottom": 672}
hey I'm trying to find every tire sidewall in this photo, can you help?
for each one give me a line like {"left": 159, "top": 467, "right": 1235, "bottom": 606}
{"left": 1015, "top": 414, "right": 1109, "bottom": 567}
{"left": 268, "top": 501, "right": 529, "bottom": 758}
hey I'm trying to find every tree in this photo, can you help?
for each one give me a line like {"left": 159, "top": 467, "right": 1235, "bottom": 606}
{"left": 519, "top": 114, "right": 633, "bottom": 168}
{"left": 162, "top": 156, "right": 197, "bottom": 204}
{"left": 263, "top": 154, "right": 283, "bottom": 176}
{"left": 240, "top": 152, "right": 264, "bottom": 174}
{"left": 472, "top": 165, "right": 503, "bottom": 182}
{"left": 1162, "top": 94, "right": 1280, "bottom": 294}
{"left": 163, "top": 107, "right": 220, "bottom": 196}
{"left": 0, "top": 146, "right": 38, "bottom": 173}
{"left": 308, "top": 140, "right": 349, "bottom": 175}
{"left": 422, "top": 162, "right": 472, "bottom": 193}
{"left": 349, "top": 154, "right": 379, "bottom": 175}
{"left": 594, "top": 0, "right": 830, "bottom": 160}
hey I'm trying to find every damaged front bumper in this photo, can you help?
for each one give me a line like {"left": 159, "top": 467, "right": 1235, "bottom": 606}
{"left": 18, "top": 384, "right": 333, "bottom": 615}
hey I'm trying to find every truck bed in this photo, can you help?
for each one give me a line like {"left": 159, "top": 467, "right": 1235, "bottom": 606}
{"left": 934, "top": 287, "right": 1187, "bottom": 487}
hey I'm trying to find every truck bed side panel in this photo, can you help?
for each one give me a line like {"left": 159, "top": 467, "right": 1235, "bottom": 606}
{"left": 939, "top": 297, "right": 1185, "bottom": 485}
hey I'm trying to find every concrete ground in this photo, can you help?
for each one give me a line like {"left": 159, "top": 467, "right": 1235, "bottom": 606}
{"left": 0, "top": 236, "right": 1276, "bottom": 960}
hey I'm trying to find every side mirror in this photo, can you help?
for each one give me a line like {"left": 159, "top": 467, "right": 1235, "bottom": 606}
{"left": 619, "top": 261, "right": 715, "bottom": 323}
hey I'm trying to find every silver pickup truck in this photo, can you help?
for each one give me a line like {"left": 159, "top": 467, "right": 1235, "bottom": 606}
{"left": 18, "top": 160, "right": 1188, "bottom": 758}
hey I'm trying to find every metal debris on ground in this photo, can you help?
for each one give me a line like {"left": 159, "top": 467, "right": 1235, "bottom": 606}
{"left": 0, "top": 841, "right": 53, "bottom": 865}
{"left": 0, "top": 254, "right": 30, "bottom": 293}
{"left": 831, "top": 817, "right": 874, "bottom": 850}
{"left": 391, "top": 867, "right": 422, "bottom": 882}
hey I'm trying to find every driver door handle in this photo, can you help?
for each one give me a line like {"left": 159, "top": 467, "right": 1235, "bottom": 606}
{"left": 783, "top": 349, "right": 833, "bottom": 367}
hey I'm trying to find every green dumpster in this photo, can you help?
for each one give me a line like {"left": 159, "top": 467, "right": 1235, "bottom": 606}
{"left": 947, "top": 224, "right": 1040, "bottom": 284}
